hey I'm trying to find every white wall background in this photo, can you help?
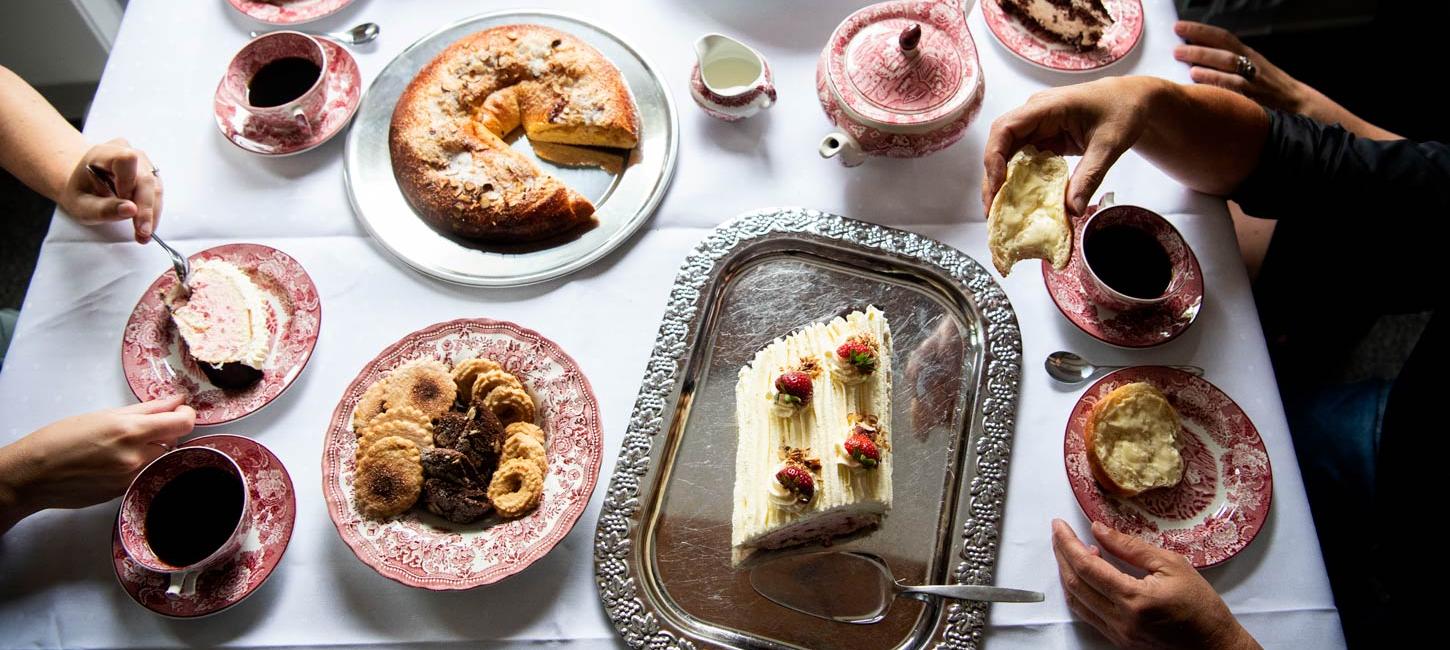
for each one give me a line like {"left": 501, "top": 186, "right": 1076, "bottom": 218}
{"left": 0, "top": 0, "right": 125, "bottom": 118}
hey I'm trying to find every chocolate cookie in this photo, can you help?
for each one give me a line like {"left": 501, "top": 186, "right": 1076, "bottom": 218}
{"left": 423, "top": 478, "right": 492, "bottom": 524}
{"left": 421, "top": 447, "right": 478, "bottom": 485}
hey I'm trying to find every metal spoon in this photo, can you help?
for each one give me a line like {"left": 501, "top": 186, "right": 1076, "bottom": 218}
{"left": 750, "top": 551, "right": 1043, "bottom": 625}
{"left": 250, "top": 22, "right": 380, "bottom": 45}
{"left": 85, "top": 164, "right": 190, "bottom": 293}
{"left": 1045, "top": 351, "right": 1203, "bottom": 384}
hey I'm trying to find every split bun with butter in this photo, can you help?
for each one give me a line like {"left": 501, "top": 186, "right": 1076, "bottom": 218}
{"left": 1085, "top": 382, "right": 1185, "bottom": 497}
{"left": 987, "top": 145, "right": 1072, "bottom": 276}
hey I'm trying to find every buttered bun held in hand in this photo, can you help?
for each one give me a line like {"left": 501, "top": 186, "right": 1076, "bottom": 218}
{"left": 987, "top": 145, "right": 1072, "bottom": 276}
{"left": 1085, "top": 382, "right": 1185, "bottom": 497}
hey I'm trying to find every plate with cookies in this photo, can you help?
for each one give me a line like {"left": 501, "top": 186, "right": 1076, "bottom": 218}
{"left": 322, "top": 318, "right": 601, "bottom": 589}
{"left": 1064, "top": 366, "right": 1272, "bottom": 568}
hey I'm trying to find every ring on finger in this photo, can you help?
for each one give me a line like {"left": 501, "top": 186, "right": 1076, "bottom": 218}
{"left": 1234, "top": 55, "right": 1257, "bottom": 81}
{"left": 150, "top": 166, "right": 160, "bottom": 178}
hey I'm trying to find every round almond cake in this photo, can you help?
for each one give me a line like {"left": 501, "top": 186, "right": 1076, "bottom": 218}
{"left": 389, "top": 25, "right": 640, "bottom": 243}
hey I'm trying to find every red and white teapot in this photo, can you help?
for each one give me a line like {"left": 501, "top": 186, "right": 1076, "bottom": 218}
{"left": 816, "top": 0, "right": 985, "bottom": 166}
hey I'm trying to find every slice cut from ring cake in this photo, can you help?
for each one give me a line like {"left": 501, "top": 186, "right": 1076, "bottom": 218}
{"left": 731, "top": 307, "right": 893, "bottom": 565}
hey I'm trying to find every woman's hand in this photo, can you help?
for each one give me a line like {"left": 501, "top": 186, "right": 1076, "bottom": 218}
{"left": 0, "top": 396, "right": 195, "bottom": 533}
{"left": 60, "top": 138, "right": 164, "bottom": 244}
{"left": 1173, "top": 21, "right": 1308, "bottom": 114}
{"left": 1051, "top": 519, "right": 1261, "bottom": 650}
{"left": 1172, "top": 21, "right": 1399, "bottom": 140}
{"left": 982, "top": 77, "right": 1167, "bottom": 216}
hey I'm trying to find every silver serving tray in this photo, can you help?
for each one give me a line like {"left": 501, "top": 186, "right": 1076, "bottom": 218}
{"left": 595, "top": 208, "right": 1023, "bottom": 649}
{"left": 343, "top": 11, "right": 678, "bottom": 287}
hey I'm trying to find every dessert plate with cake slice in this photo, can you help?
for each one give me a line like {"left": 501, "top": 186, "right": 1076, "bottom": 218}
{"left": 122, "top": 243, "right": 321, "bottom": 426}
{"left": 595, "top": 208, "right": 1025, "bottom": 649}
{"left": 321, "top": 318, "right": 602, "bottom": 589}
{"left": 225, "top": 0, "right": 354, "bottom": 26}
{"left": 981, "top": 0, "right": 1145, "bottom": 73}
{"left": 344, "top": 11, "right": 678, "bottom": 287}
{"left": 1064, "top": 366, "right": 1273, "bottom": 568}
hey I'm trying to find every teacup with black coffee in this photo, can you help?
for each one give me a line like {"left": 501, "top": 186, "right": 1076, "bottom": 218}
{"left": 1077, "top": 201, "right": 1190, "bottom": 312}
{"left": 118, "top": 447, "right": 251, "bottom": 597}
{"left": 220, "top": 31, "right": 329, "bottom": 135}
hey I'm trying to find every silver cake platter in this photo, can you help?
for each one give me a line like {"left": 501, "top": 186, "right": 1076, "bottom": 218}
{"left": 343, "top": 11, "right": 678, "bottom": 287}
{"left": 594, "top": 208, "right": 1024, "bottom": 649}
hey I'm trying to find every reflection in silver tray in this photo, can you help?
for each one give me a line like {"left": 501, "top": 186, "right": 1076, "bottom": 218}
{"left": 343, "top": 11, "right": 678, "bottom": 287}
{"left": 595, "top": 208, "right": 1023, "bottom": 649}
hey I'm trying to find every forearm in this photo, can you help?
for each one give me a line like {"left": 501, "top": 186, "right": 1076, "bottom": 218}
{"left": 1133, "top": 79, "right": 1272, "bottom": 197}
{"left": 1294, "top": 85, "right": 1402, "bottom": 141}
{"left": 0, "top": 65, "right": 89, "bottom": 204}
{"left": 0, "top": 441, "right": 38, "bottom": 536}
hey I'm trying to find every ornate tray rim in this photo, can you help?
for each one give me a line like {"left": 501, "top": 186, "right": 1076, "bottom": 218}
{"left": 593, "top": 208, "right": 1023, "bottom": 649}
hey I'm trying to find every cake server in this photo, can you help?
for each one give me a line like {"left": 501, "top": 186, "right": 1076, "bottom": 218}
{"left": 749, "top": 551, "right": 1043, "bottom": 624}
{"left": 86, "top": 164, "right": 190, "bottom": 294}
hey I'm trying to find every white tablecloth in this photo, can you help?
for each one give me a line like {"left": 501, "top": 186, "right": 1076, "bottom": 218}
{"left": 0, "top": 0, "right": 1345, "bottom": 648}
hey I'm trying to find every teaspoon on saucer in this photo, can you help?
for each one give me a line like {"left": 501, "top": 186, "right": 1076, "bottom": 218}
{"left": 1046, "top": 350, "right": 1203, "bottom": 384}
{"left": 251, "top": 22, "right": 380, "bottom": 45}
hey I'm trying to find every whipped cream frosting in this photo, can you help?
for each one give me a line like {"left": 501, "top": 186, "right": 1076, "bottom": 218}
{"left": 163, "top": 259, "right": 272, "bottom": 370}
{"left": 731, "top": 306, "right": 893, "bottom": 564}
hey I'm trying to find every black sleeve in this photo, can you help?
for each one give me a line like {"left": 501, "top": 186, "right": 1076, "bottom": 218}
{"left": 1233, "top": 109, "right": 1450, "bottom": 220}
{"left": 1232, "top": 110, "right": 1448, "bottom": 313}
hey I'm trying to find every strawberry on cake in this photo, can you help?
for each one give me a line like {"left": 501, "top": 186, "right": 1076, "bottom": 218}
{"left": 731, "top": 307, "right": 893, "bottom": 565}
{"left": 162, "top": 259, "right": 273, "bottom": 389}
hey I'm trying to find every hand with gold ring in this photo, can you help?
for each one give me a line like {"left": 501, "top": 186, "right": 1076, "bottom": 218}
{"left": 0, "top": 396, "right": 195, "bottom": 535}
{"left": 1172, "top": 21, "right": 1400, "bottom": 140}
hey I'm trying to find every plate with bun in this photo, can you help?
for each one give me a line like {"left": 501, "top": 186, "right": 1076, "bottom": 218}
{"left": 1063, "top": 366, "right": 1271, "bottom": 568}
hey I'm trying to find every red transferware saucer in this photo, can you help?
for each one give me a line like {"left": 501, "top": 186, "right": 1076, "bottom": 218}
{"left": 1042, "top": 205, "right": 1203, "bottom": 349}
{"left": 121, "top": 243, "right": 321, "bottom": 426}
{"left": 322, "top": 318, "right": 603, "bottom": 590}
{"left": 1063, "top": 367, "right": 1272, "bottom": 568}
{"left": 225, "top": 0, "right": 353, "bottom": 26}
{"left": 112, "top": 434, "right": 296, "bottom": 618}
{"left": 214, "top": 37, "right": 361, "bottom": 156}
{"left": 981, "top": 0, "right": 1143, "bottom": 73}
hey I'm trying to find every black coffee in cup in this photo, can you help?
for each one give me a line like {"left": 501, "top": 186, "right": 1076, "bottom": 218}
{"left": 1084, "top": 224, "right": 1172, "bottom": 299}
{"left": 248, "top": 57, "right": 322, "bottom": 108}
{"left": 144, "top": 466, "right": 245, "bottom": 567}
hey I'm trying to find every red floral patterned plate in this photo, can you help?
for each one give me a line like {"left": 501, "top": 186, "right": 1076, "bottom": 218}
{"left": 981, "top": 0, "right": 1144, "bottom": 73}
{"left": 1063, "top": 367, "right": 1272, "bottom": 568}
{"left": 121, "top": 243, "right": 321, "bottom": 426}
{"left": 112, "top": 434, "right": 296, "bottom": 618}
{"left": 225, "top": 0, "right": 353, "bottom": 26}
{"left": 1042, "top": 204, "right": 1203, "bottom": 349}
{"left": 214, "top": 37, "right": 361, "bottom": 156}
{"left": 322, "top": 318, "right": 603, "bottom": 590}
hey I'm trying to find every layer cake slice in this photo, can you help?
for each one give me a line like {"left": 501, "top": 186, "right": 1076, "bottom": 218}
{"left": 731, "top": 307, "right": 893, "bottom": 565}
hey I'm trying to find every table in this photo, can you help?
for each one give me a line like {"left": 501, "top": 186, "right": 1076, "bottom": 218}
{"left": 0, "top": 0, "right": 1345, "bottom": 647}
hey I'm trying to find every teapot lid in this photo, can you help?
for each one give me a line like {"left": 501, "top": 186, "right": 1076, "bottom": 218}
{"left": 824, "top": 1, "right": 981, "bottom": 129}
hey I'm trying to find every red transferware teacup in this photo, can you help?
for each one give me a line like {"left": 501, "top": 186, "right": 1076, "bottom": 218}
{"left": 1076, "top": 193, "right": 1196, "bottom": 313}
{"left": 117, "top": 446, "right": 252, "bottom": 598}
{"left": 218, "top": 31, "right": 329, "bottom": 138}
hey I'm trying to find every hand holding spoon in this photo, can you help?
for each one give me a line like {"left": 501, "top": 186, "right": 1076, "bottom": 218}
{"left": 86, "top": 164, "right": 190, "bottom": 294}
{"left": 1045, "top": 351, "right": 1203, "bottom": 384}
{"left": 750, "top": 551, "right": 1042, "bottom": 624}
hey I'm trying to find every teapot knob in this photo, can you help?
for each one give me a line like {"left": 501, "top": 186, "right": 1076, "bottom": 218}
{"left": 899, "top": 24, "right": 921, "bottom": 52}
